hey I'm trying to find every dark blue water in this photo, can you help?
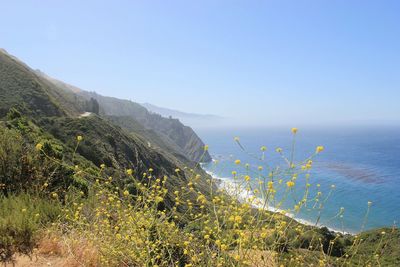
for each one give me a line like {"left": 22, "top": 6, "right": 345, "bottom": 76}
{"left": 197, "top": 126, "right": 400, "bottom": 233}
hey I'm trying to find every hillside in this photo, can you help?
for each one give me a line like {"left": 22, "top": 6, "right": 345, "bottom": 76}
{"left": 0, "top": 50, "right": 65, "bottom": 117}
{"left": 0, "top": 48, "right": 210, "bottom": 164}
{"left": 106, "top": 115, "right": 193, "bottom": 163}
{"left": 35, "top": 71, "right": 212, "bottom": 163}
{"left": 0, "top": 49, "right": 210, "bottom": 192}
{"left": 1, "top": 49, "right": 399, "bottom": 266}
{"left": 72, "top": 91, "right": 212, "bottom": 163}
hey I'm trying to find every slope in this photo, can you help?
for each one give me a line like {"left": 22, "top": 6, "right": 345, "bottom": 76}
{"left": 36, "top": 73, "right": 212, "bottom": 163}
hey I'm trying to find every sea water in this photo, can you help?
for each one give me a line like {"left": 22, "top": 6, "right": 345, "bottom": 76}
{"left": 197, "top": 126, "right": 400, "bottom": 234}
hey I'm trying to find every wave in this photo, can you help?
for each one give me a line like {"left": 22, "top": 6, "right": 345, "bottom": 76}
{"left": 203, "top": 168, "right": 354, "bottom": 235}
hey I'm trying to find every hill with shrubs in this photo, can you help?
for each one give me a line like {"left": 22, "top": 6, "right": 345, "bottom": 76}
{"left": 0, "top": 49, "right": 399, "bottom": 266}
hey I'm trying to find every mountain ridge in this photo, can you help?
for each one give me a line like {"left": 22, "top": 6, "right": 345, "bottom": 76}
{"left": 35, "top": 74, "right": 212, "bottom": 163}
{"left": 0, "top": 48, "right": 211, "bottom": 189}
{"left": 142, "top": 102, "right": 222, "bottom": 119}
{"left": 1, "top": 48, "right": 400, "bottom": 267}
{"left": 141, "top": 102, "right": 227, "bottom": 129}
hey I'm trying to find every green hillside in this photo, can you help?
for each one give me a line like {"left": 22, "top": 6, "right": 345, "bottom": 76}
{"left": 55, "top": 87, "right": 212, "bottom": 163}
{"left": 0, "top": 50, "right": 65, "bottom": 117}
{"left": 0, "top": 48, "right": 211, "bottom": 203}
{"left": 0, "top": 49, "right": 399, "bottom": 266}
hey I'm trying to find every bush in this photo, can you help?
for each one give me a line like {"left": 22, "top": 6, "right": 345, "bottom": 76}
{"left": 0, "top": 124, "right": 89, "bottom": 197}
{"left": 0, "top": 126, "right": 24, "bottom": 193}
{"left": 0, "top": 194, "right": 61, "bottom": 262}
{"left": 1, "top": 129, "right": 398, "bottom": 266}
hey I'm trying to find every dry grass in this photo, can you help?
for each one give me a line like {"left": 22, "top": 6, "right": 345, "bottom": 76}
{"left": 230, "top": 249, "right": 277, "bottom": 267}
{"left": 10, "top": 233, "right": 99, "bottom": 267}
{"left": 11, "top": 254, "right": 67, "bottom": 267}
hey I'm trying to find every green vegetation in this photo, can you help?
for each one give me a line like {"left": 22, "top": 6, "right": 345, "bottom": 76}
{"left": 59, "top": 89, "right": 212, "bottom": 162}
{"left": 344, "top": 228, "right": 400, "bottom": 266}
{"left": 1, "top": 114, "right": 91, "bottom": 194}
{"left": 0, "top": 194, "right": 61, "bottom": 262}
{"left": 1, "top": 48, "right": 210, "bottom": 165}
{"left": 0, "top": 50, "right": 77, "bottom": 117}
{"left": 0, "top": 49, "right": 399, "bottom": 266}
{"left": 0, "top": 129, "right": 398, "bottom": 266}
{"left": 0, "top": 47, "right": 212, "bottom": 206}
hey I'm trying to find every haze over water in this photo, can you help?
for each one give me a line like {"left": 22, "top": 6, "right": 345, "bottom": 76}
{"left": 198, "top": 126, "right": 400, "bottom": 233}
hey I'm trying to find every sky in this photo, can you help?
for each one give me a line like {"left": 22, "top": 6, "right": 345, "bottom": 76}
{"left": 1, "top": 0, "right": 399, "bottom": 126}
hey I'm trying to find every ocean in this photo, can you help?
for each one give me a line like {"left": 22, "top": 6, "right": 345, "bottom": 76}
{"left": 197, "top": 126, "right": 400, "bottom": 234}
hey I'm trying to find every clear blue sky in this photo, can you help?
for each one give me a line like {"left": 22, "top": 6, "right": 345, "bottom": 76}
{"left": 1, "top": 0, "right": 399, "bottom": 126}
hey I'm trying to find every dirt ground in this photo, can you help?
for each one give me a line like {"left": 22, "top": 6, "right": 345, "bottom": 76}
{"left": 5, "top": 254, "right": 67, "bottom": 267}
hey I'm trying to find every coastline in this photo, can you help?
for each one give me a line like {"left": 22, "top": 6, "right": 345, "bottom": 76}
{"left": 203, "top": 167, "right": 354, "bottom": 236}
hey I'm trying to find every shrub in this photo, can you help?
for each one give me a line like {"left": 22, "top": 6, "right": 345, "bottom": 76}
{"left": 1, "top": 130, "right": 398, "bottom": 266}
{"left": 0, "top": 194, "right": 61, "bottom": 262}
{"left": 0, "top": 123, "right": 89, "bottom": 197}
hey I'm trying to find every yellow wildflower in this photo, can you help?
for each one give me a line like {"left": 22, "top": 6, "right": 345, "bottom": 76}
{"left": 197, "top": 195, "right": 206, "bottom": 204}
{"left": 261, "top": 232, "right": 268, "bottom": 238}
{"left": 316, "top": 146, "right": 324, "bottom": 153}
{"left": 234, "top": 159, "right": 241, "bottom": 165}
{"left": 77, "top": 135, "right": 83, "bottom": 141}
{"left": 268, "top": 181, "right": 274, "bottom": 190}
{"left": 286, "top": 181, "right": 295, "bottom": 188}
{"left": 291, "top": 127, "right": 298, "bottom": 134}
{"left": 234, "top": 215, "right": 242, "bottom": 223}
{"left": 35, "top": 143, "right": 43, "bottom": 151}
